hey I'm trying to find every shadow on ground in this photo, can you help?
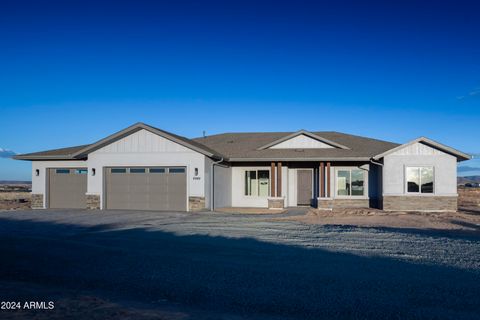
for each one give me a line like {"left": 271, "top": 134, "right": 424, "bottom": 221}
{"left": 0, "top": 217, "right": 479, "bottom": 319}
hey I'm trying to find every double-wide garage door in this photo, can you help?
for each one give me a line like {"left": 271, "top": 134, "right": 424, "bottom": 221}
{"left": 48, "top": 168, "right": 88, "bottom": 209}
{"left": 105, "top": 167, "right": 187, "bottom": 211}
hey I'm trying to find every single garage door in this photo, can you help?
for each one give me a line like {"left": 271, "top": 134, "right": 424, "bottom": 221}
{"left": 105, "top": 167, "right": 187, "bottom": 211}
{"left": 48, "top": 168, "right": 88, "bottom": 209}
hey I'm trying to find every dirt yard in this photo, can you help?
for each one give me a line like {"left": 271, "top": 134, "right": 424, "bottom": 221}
{"left": 285, "top": 208, "right": 480, "bottom": 231}
{"left": 0, "top": 209, "right": 479, "bottom": 319}
{"left": 0, "top": 192, "right": 31, "bottom": 210}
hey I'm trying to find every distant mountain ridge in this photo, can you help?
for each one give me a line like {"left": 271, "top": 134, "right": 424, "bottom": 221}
{"left": 0, "top": 180, "right": 31, "bottom": 185}
{"left": 458, "top": 176, "right": 480, "bottom": 184}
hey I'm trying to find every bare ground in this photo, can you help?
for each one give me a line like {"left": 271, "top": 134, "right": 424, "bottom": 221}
{"left": 282, "top": 208, "right": 480, "bottom": 231}
{"left": 0, "top": 192, "right": 31, "bottom": 210}
{"left": 0, "top": 209, "right": 479, "bottom": 319}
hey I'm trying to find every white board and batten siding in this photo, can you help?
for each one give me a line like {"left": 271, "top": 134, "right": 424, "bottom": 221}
{"left": 269, "top": 134, "right": 334, "bottom": 149}
{"left": 383, "top": 142, "right": 457, "bottom": 196}
{"left": 87, "top": 129, "right": 207, "bottom": 209}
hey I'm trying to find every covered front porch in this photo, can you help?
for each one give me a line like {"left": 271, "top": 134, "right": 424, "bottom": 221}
{"left": 229, "top": 161, "right": 376, "bottom": 210}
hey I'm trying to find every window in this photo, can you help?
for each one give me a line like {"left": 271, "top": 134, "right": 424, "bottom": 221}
{"left": 130, "top": 168, "right": 146, "bottom": 173}
{"left": 111, "top": 168, "right": 127, "bottom": 173}
{"left": 56, "top": 169, "right": 70, "bottom": 174}
{"left": 169, "top": 168, "right": 185, "bottom": 173}
{"left": 245, "top": 170, "right": 270, "bottom": 196}
{"left": 75, "top": 169, "right": 88, "bottom": 174}
{"left": 406, "top": 166, "right": 434, "bottom": 194}
{"left": 336, "top": 168, "right": 365, "bottom": 196}
{"left": 149, "top": 168, "right": 165, "bottom": 173}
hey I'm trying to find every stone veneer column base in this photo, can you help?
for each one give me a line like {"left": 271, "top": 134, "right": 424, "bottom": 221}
{"left": 268, "top": 197, "right": 285, "bottom": 209}
{"left": 189, "top": 196, "right": 206, "bottom": 211}
{"left": 31, "top": 193, "right": 44, "bottom": 209}
{"left": 86, "top": 194, "right": 101, "bottom": 210}
{"left": 382, "top": 196, "right": 457, "bottom": 212}
{"left": 317, "top": 198, "right": 369, "bottom": 210}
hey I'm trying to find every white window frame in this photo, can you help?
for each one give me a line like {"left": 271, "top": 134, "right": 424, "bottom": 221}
{"left": 334, "top": 167, "right": 368, "bottom": 198}
{"left": 404, "top": 166, "right": 435, "bottom": 195}
{"left": 244, "top": 169, "right": 271, "bottom": 198}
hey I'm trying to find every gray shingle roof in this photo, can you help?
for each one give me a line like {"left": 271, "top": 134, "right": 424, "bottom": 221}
{"left": 192, "top": 132, "right": 399, "bottom": 161}
{"left": 14, "top": 125, "right": 400, "bottom": 161}
{"left": 13, "top": 145, "right": 91, "bottom": 160}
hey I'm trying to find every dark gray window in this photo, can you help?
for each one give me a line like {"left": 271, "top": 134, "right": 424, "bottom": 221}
{"left": 149, "top": 168, "right": 166, "bottom": 173}
{"left": 169, "top": 168, "right": 185, "bottom": 173}
{"left": 245, "top": 170, "right": 270, "bottom": 197}
{"left": 336, "top": 168, "right": 365, "bottom": 196}
{"left": 130, "top": 168, "right": 146, "bottom": 173}
{"left": 56, "top": 169, "right": 70, "bottom": 174}
{"left": 406, "top": 167, "right": 434, "bottom": 194}
{"left": 111, "top": 168, "right": 127, "bottom": 173}
{"left": 75, "top": 169, "right": 88, "bottom": 174}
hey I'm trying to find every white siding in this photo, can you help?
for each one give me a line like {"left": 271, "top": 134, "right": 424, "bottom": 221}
{"left": 383, "top": 142, "right": 457, "bottom": 196}
{"left": 231, "top": 165, "right": 288, "bottom": 208}
{"left": 213, "top": 165, "right": 232, "bottom": 208}
{"left": 390, "top": 142, "right": 448, "bottom": 156}
{"left": 204, "top": 157, "right": 212, "bottom": 209}
{"left": 31, "top": 160, "right": 88, "bottom": 208}
{"left": 287, "top": 168, "right": 297, "bottom": 206}
{"left": 269, "top": 134, "right": 334, "bottom": 149}
{"left": 231, "top": 166, "right": 270, "bottom": 207}
{"left": 98, "top": 129, "right": 191, "bottom": 153}
{"left": 88, "top": 129, "right": 206, "bottom": 209}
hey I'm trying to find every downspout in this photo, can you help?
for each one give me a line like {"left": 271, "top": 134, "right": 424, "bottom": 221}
{"left": 210, "top": 157, "right": 224, "bottom": 212}
{"left": 370, "top": 157, "right": 384, "bottom": 209}
{"left": 370, "top": 158, "right": 383, "bottom": 167}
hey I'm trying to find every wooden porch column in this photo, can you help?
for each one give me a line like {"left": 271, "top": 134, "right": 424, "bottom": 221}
{"left": 270, "top": 162, "right": 276, "bottom": 197}
{"left": 277, "top": 162, "right": 282, "bottom": 197}
{"left": 326, "top": 162, "right": 331, "bottom": 197}
{"left": 320, "top": 162, "right": 325, "bottom": 198}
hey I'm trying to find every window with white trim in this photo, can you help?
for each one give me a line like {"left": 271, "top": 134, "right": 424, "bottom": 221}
{"left": 406, "top": 166, "right": 434, "bottom": 194}
{"left": 245, "top": 170, "right": 270, "bottom": 197}
{"left": 336, "top": 168, "right": 365, "bottom": 196}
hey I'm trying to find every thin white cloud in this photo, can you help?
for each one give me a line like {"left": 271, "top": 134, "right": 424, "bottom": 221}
{"left": 0, "top": 148, "right": 16, "bottom": 158}
{"left": 457, "top": 87, "right": 480, "bottom": 100}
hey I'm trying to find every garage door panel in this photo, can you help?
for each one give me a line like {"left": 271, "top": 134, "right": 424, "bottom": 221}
{"left": 105, "top": 167, "right": 186, "bottom": 211}
{"left": 167, "top": 174, "right": 187, "bottom": 211}
{"left": 49, "top": 168, "right": 87, "bottom": 209}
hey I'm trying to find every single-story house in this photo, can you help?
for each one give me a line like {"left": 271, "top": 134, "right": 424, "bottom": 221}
{"left": 15, "top": 122, "right": 471, "bottom": 212}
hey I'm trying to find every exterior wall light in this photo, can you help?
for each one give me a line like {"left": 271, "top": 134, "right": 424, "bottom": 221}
{"left": 195, "top": 168, "right": 199, "bottom": 176}
{"left": 92, "top": 168, "right": 96, "bottom": 176}
{"left": 35, "top": 169, "right": 40, "bottom": 176}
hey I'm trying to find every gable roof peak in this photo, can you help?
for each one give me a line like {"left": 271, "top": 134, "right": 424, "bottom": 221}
{"left": 373, "top": 136, "right": 471, "bottom": 161}
{"left": 257, "top": 130, "right": 350, "bottom": 150}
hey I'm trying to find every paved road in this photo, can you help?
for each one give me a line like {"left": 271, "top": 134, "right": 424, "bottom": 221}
{"left": 0, "top": 209, "right": 479, "bottom": 319}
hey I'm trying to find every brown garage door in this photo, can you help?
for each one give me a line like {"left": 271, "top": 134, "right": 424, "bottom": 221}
{"left": 48, "top": 168, "right": 88, "bottom": 209}
{"left": 105, "top": 167, "right": 187, "bottom": 211}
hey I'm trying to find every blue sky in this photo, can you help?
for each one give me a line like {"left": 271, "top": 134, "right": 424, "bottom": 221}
{"left": 1, "top": 0, "right": 479, "bottom": 180}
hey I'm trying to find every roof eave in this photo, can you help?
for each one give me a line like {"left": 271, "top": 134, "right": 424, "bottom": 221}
{"left": 72, "top": 122, "right": 220, "bottom": 159}
{"left": 373, "top": 137, "right": 471, "bottom": 161}
{"left": 13, "top": 155, "right": 84, "bottom": 161}
{"left": 228, "top": 157, "right": 371, "bottom": 162}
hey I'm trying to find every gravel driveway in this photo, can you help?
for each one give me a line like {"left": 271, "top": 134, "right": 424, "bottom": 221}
{"left": 0, "top": 209, "right": 479, "bottom": 319}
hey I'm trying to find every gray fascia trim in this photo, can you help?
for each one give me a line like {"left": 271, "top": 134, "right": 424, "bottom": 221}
{"left": 72, "top": 122, "right": 218, "bottom": 158}
{"left": 13, "top": 155, "right": 84, "bottom": 160}
{"left": 373, "top": 137, "right": 471, "bottom": 161}
{"left": 257, "top": 130, "right": 350, "bottom": 150}
{"left": 228, "top": 157, "right": 371, "bottom": 162}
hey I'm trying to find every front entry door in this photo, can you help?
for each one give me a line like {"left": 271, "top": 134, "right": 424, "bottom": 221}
{"left": 297, "top": 170, "right": 313, "bottom": 206}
